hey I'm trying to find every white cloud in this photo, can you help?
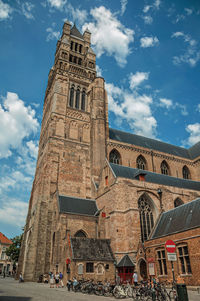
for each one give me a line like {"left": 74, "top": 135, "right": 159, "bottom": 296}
{"left": 0, "top": 0, "right": 12, "bottom": 21}
{"left": 82, "top": 6, "right": 134, "bottom": 67}
{"left": 0, "top": 92, "right": 39, "bottom": 158}
{"left": 154, "top": 0, "right": 161, "bottom": 10}
{"left": 140, "top": 36, "right": 159, "bottom": 48}
{"left": 159, "top": 98, "right": 173, "bottom": 109}
{"left": 21, "top": 2, "right": 34, "bottom": 19}
{"left": 106, "top": 77, "right": 157, "bottom": 138}
{"left": 26, "top": 140, "right": 38, "bottom": 159}
{"left": 47, "top": 0, "right": 67, "bottom": 10}
{"left": 129, "top": 72, "right": 149, "bottom": 90}
{"left": 197, "top": 104, "right": 200, "bottom": 112}
{"left": 143, "top": 15, "right": 153, "bottom": 24}
{"left": 0, "top": 198, "right": 28, "bottom": 228}
{"left": 96, "top": 65, "right": 102, "bottom": 77}
{"left": 143, "top": 5, "right": 151, "bottom": 13}
{"left": 46, "top": 27, "right": 60, "bottom": 41}
{"left": 66, "top": 3, "right": 87, "bottom": 25}
{"left": 120, "top": 0, "right": 128, "bottom": 15}
{"left": 184, "top": 8, "right": 193, "bottom": 15}
{"left": 172, "top": 32, "right": 200, "bottom": 67}
{"left": 185, "top": 123, "right": 200, "bottom": 146}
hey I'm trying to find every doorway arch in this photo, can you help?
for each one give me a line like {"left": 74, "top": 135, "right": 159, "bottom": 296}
{"left": 139, "top": 259, "right": 147, "bottom": 280}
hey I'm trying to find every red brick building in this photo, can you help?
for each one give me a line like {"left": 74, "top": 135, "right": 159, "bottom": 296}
{"left": 18, "top": 22, "right": 200, "bottom": 285}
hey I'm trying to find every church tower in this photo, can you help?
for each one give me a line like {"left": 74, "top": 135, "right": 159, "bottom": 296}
{"left": 18, "top": 22, "right": 109, "bottom": 281}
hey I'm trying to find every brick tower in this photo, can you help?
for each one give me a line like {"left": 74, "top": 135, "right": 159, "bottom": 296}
{"left": 18, "top": 22, "right": 109, "bottom": 281}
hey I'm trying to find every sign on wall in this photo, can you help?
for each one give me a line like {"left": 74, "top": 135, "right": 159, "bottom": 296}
{"left": 148, "top": 262, "right": 155, "bottom": 275}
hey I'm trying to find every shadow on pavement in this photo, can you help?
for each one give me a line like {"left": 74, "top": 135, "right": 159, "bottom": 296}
{"left": 0, "top": 297, "right": 32, "bottom": 301}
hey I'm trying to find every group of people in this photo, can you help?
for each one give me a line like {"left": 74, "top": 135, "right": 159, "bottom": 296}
{"left": 49, "top": 271, "right": 64, "bottom": 288}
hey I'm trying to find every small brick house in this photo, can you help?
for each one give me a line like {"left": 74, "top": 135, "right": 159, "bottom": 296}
{"left": 144, "top": 198, "right": 200, "bottom": 286}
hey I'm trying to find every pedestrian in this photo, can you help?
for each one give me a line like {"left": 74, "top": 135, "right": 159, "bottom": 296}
{"left": 67, "top": 279, "right": 72, "bottom": 291}
{"left": 133, "top": 271, "right": 138, "bottom": 286}
{"left": 59, "top": 271, "right": 64, "bottom": 287}
{"left": 72, "top": 277, "right": 78, "bottom": 291}
{"left": 55, "top": 272, "right": 60, "bottom": 288}
{"left": 19, "top": 273, "right": 24, "bottom": 283}
{"left": 3, "top": 271, "right": 6, "bottom": 278}
{"left": 49, "top": 272, "right": 54, "bottom": 288}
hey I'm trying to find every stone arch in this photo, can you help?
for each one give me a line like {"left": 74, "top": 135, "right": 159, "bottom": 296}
{"left": 174, "top": 197, "right": 184, "bottom": 208}
{"left": 109, "top": 149, "right": 122, "bottom": 165}
{"left": 160, "top": 160, "right": 170, "bottom": 175}
{"left": 69, "top": 120, "right": 78, "bottom": 140}
{"left": 74, "top": 230, "right": 87, "bottom": 237}
{"left": 138, "top": 258, "right": 147, "bottom": 280}
{"left": 136, "top": 155, "right": 147, "bottom": 170}
{"left": 182, "top": 165, "right": 190, "bottom": 179}
{"left": 138, "top": 193, "right": 155, "bottom": 242}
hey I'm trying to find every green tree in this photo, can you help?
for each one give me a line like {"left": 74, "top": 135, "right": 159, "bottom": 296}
{"left": 6, "top": 235, "right": 22, "bottom": 263}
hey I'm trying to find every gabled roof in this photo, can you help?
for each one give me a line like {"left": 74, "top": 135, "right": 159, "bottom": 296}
{"left": 71, "top": 238, "right": 115, "bottom": 261}
{"left": 151, "top": 198, "right": 200, "bottom": 239}
{"left": 117, "top": 255, "right": 135, "bottom": 267}
{"left": 58, "top": 195, "right": 98, "bottom": 216}
{"left": 110, "top": 163, "right": 200, "bottom": 191}
{"left": 70, "top": 24, "right": 84, "bottom": 40}
{"left": 109, "top": 128, "right": 200, "bottom": 160}
{"left": 0, "top": 232, "right": 12, "bottom": 245}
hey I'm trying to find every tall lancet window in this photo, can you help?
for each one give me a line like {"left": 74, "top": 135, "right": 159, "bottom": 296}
{"left": 69, "top": 86, "right": 74, "bottom": 107}
{"left": 81, "top": 90, "right": 86, "bottom": 111}
{"left": 138, "top": 194, "right": 154, "bottom": 242}
{"left": 75, "top": 88, "right": 80, "bottom": 109}
{"left": 161, "top": 160, "right": 170, "bottom": 175}
{"left": 136, "top": 155, "right": 147, "bottom": 170}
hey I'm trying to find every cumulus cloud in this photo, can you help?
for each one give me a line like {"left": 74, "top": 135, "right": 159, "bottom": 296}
{"left": 143, "top": 15, "right": 153, "bottom": 24}
{"left": 120, "top": 0, "right": 128, "bottom": 15}
{"left": 96, "top": 65, "right": 102, "bottom": 77}
{"left": 105, "top": 74, "right": 157, "bottom": 138}
{"left": 184, "top": 8, "right": 193, "bottom": 15}
{"left": 0, "top": 0, "right": 12, "bottom": 21}
{"left": 66, "top": 3, "right": 87, "bottom": 25}
{"left": 140, "top": 36, "right": 159, "bottom": 48}
{"left": 47, "top": 0, "right": 67, "bottom": 10}
{"left": 185, "top": 123, "right": 200, "bottom": 146}
{"left": 46, "top": 27, "right": 60, "bottom": 41}
{"left": 129, "top": 71, "right": 149, "bottom": 90}
{"left": 0, "top": 92, "right": 39, "bottom": 158}
{"left": 0, "top": 198, "right": 28, "bottom": 227}
{"left": 159, "top": 98, "right": 188, "bottom": 115}
{"left": 82, "top": 6, "right": 134, "bottom": 67}
{"left": 171, "top": 32, "right": 200, "bottom": 67}
{"left": 159, "top": 98, "right": 173, "bottom": 109}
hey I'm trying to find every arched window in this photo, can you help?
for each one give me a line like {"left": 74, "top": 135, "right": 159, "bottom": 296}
{"left": 81, "top": 90, "right": 86, "bottom": 111}
{"left": 78, "top": 58, "right": 82, "bottom": 65}
{"left": 70, "top": 41, "right": 73, "bottom": 50}
{"left": 109, "top": 149, "right": 121, "bottom": 165}
{"left": 74, "top": 230, "right": 87, "bottom": 238}
{"left": 161, "top": 160, "right": 170, "bottom": 175}
{"left": 75, "top": 88, "right": 80, "bottom": 109}
{"left": 79, "top": 45, "right": 82, "bottom": 53}
{"left": 136, "top": 155, "right": 147, "bottom": 170}
{"left": 138, "top": 194, "right": 154, "bottom": 242}
{"left": 182, "top": 165, "right": 190, "bottom": 179}
{"left": 69, "top": 86, "right": 74, "bottom": 107}
{"left": 174, "top": 198, "right": 184, "bottom": 208}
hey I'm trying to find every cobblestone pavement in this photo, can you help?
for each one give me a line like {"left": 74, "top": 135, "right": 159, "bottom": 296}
{"left": 0, "top": 277, "right": 200, "bottom": 301}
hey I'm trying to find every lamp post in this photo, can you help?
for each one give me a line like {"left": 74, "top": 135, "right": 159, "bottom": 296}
{"left": 157, "top": 188, "right": 163, "bottom": 211}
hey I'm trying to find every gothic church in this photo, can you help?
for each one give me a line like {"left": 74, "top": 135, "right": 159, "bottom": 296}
{"left": 18, "top": 22, "right": 200, "bottom": 285}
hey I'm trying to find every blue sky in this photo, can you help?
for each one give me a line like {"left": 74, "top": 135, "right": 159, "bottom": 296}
{"left": 0, "top": 0, "right": 200, "bottom": 238}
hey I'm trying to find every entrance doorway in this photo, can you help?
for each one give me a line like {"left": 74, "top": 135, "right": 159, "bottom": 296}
{"left": 139, "top": 259, "right": 147, "bottom": 280}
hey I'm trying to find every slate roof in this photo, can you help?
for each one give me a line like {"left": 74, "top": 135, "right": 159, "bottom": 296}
{"left": 70, "top": 24, "right": 84, "bottom": 40}
{"left": 117, "top": 255, "right": 135, "bottom": 267}
{"left": 110, "top": 163, "right": 200, "bottom": 191}
{"left": 58, "top": 195, "right": 98, "bottom": 216}
{"left": 0, "top": 232, "right": 12, "bottom": 245}
{"left": 109, "top": 128, "right": 200, "bottom": 160}
{"left": 71, "top": 238, "right": 115, "bottom": 261}
{"left": 151, "top": 198, "right": 200, "bottom": 239}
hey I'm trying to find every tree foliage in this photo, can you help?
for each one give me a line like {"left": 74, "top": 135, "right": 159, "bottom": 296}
{"left": 6, "top": 235, "right": 22, "bottom": 262}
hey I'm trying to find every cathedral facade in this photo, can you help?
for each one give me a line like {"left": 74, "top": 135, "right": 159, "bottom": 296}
{"left": 18, "top": 22, "right": 200, "bottom": 285}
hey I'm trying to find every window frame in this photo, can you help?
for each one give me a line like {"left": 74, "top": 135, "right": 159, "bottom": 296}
{"left": 86, "top": 262, "right": 94, "bottom": 273}
{"left": 157, "top": 249, "right": 168, "bottom": 276}
{"left": 178, "top": 244, "right": 192, "bottom": 275}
